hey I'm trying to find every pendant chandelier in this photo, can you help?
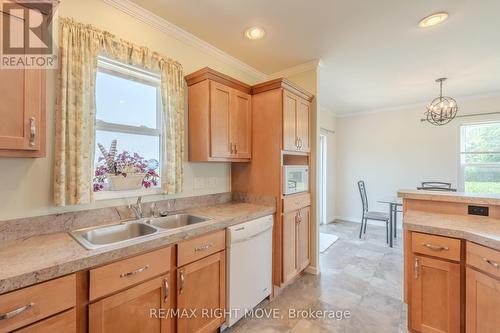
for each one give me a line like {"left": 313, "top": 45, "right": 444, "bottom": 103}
{"left": 425, "top": 78, "right": 459, "bottom": 126}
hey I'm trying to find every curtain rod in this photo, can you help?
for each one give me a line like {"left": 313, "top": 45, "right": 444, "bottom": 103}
{"left": 420, "top": 111, "right": 500, "bottom": 122}
{"left": 320, "top": 127, "right": 335, "bottom": 134}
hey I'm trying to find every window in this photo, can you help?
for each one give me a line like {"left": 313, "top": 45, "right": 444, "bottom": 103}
{"left": 459, "top": 122, "right": 500, "bottom": 194}
{"left": 93, "top": 57, "right": 162, "bottom": 197}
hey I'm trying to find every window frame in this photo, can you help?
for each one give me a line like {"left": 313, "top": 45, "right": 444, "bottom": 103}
{"left": 458, "top": 121, "right": 500, "bottom": 193}
{"left": 94, "top": 56, "right": 163, "bottom": 200}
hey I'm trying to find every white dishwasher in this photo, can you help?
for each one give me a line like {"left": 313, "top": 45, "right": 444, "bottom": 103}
{"left": 224, "top": 215, "right": 273, "bottom": 328}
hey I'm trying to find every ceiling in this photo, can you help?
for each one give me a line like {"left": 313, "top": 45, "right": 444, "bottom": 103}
{"left": 131, "top": 0, "right": 500, "bottom": 114}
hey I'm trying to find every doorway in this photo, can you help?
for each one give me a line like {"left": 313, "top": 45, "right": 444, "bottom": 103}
{"left": 319, "top": 134, "right": 327, "bottom": 225}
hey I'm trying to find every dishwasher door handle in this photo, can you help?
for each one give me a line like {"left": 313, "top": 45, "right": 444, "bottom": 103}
{"left": 230, "top": 225, "right": 273, "bottom": 244}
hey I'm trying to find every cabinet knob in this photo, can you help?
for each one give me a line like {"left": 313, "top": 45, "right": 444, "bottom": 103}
{"left": 179, "top": 271, "right": 185, "bottom": 294}
{"left": 163, "top": 276, "right": 169, "bottom": 303}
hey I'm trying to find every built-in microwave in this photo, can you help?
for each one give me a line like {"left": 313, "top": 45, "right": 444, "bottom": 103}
{"left": 283, "top": 165, "right": 309, "bottom": 195}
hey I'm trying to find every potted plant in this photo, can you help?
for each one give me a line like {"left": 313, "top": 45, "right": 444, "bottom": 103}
{"left": 93, "top": 140, "right": 160, "bottom": 191}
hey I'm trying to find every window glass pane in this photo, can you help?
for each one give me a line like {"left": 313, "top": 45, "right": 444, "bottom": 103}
{"left": 464, "top": 166, "right": 500, "bottom": 194}
{"left": 94, "top": 130, "right": 160, "bottom": 192}
{"left": 462, "top": 153, "right": 500, "bottom": 164}
{"left": 463, "top": 123, "right": 500, "bottom": 152}
{"left": 96, "top": 70, "right": 158, "bottom": 128}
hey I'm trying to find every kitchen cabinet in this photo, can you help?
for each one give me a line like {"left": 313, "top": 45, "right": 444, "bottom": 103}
{"left": 186, "top": 67, "right": 252, "bottom": 162}
{"left": 0, "top": 9, "right": 46, "bottom": 158}
{"left": 15, "top": 309, "right": 75, "bottom": 333}
{"left": 89, "top": 274, "right": 173, "bottom": 333}
{"left": 282, "top": 206, "right": 310, "bottom": 284}
{"left": 410, "top": 255, "right": 461, "bottom": 333}
{"left": 177, "top": 252, "right": 226, "bottom": 333}
{"left": 283, "top": 90, "right": 310, "bottom": 153}
{"left": 466, "top": 267, "right": 500, "bottom": 333}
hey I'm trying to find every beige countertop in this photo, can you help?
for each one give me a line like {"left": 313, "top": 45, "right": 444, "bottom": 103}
{"left": 404, "top": 210, "right": 500, "bottom": 251}
{"left": 0, "top": 202, "right": 275, "bottom": 295}
{"left": 398, "top": 189, "right": 500, "bottom": 206}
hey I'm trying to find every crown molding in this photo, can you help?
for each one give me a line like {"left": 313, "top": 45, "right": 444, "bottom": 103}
{"left": 269, "top": 60, "right": 320, "bottom": 79}
{"left": 103, "top": 0, "right": 269, "bottom": 81}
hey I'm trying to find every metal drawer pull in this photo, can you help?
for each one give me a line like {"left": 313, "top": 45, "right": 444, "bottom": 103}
{"left": 0, "top": 302, "right": 34, "bottom": 320}
{"left": 163, "top": 277, "right": 169, "bottom": 303}
{"left": 483, "top": 257, "right": 500, "bottom": 269}
{"left": 421, "top": 243, "right": 449, "bottom": 251}
{"left": 414, "top": 258, "right": 419, "bottom": 279}
{"left": 179, "top": 271, "right": 185, "bottom": 294}
{"left": 195, "top": 243, "right": 213, "bottom": 252}
{"left": 29, "top": 117, "right": 36, "bottom": 146}
{"left": 120, "top": 265, "right": 149, "bottom": 278}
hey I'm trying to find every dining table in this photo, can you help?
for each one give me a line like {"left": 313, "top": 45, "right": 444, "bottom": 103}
{"left": 377, "top": 197, "right": 403, "bottom": 247}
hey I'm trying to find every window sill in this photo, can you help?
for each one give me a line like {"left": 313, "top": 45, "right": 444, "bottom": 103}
{"left": 94, "top": 187, "right": 162, "bottom": 201}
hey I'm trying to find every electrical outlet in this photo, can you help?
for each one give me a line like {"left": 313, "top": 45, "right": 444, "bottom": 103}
{"left": 208, "top": 177, "right": 217, "bottom": 188}
{"left": 194, "top": 177, "right": 205, "bottom": 190}
{"left": 468, "top": 205, "right": 489, "bottom": 216}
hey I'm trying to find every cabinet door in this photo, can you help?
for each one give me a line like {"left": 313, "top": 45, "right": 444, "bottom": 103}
{"left": 0, "top": 11, "right": 45, "bottom": 156}
{"left": 282, "top": 210, "right": 298, "bottom": 283}
{"left": 410, "top": 255, "right": 460, "bottom": 333}
{"left": 209, "top": 81, "right": 231, "bottom": 158}
{"left": 177, "top": 251, "right": 225, "bottom": 333}
{"left": 15, "top": 309, "right": 75, "bottom": 333}
{"left": 296, "top": 99, "right": 310, "bottom": 152}
{"left": 283, "top": 91, "right": 298, "bottom": 151}
{"left": 89, "top": 274, "right": 172, "bottom": 333}
{"left": 297, "top": 206, "right": 310, "bottom": 271}
{"left": 466, "top": 267, "right": 500, "bottom": 333}
{"left": 230, "top": 90, "right": 252, "bottom": 159}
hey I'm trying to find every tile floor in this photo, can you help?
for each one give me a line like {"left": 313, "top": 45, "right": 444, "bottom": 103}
{"left": 226, "top": 221, "right": 407, "bottom": 333}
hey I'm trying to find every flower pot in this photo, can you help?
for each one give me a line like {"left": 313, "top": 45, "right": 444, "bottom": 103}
{"left": 107, "top": 173, "right": 146, "bottom": 191}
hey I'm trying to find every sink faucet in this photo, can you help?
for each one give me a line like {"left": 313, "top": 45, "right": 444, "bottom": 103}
{"left": 128, "top": 196, "right": 143, "bottom": 219}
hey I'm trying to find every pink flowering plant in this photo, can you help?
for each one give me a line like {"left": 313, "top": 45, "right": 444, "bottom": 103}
{"left": 93, "top": 140, "right": 160, "bottom": 192}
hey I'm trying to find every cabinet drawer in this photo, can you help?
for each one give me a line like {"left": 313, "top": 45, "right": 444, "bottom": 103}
{"left": 412, "top": 232, "right": 461, "bottom": 261}
{"left": 90, "top": 247, "right": 172, "bottom": 301}
{"left": 467, "top": 242, "right": 500, "bottom": 279}
{"left": 0, "top": 274, "right": 75, "bottom": 333}
{"left": 15, "top": 309, "right": 75, "bottom": 333}
{"left": 283, "top": 193, "right": 310, "bottom": 213}
{"left": 178, "top": 230, "right": 225, "bottom": 267}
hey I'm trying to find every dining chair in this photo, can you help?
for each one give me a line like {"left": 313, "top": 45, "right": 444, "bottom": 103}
{"left": 417, "top": 181, "right": 457, "bottom": 192}
{"left": 357, "top": 181, "right": 390, "bottom": 242}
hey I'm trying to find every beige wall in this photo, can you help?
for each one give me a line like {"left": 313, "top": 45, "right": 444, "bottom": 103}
{"left": 334, "top": 94, "right": 500, "bottom": 223}
{"left": 0, "top": 0, "right": 263, "bottom": 220}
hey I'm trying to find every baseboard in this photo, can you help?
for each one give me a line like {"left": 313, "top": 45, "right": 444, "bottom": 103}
{"left": 304, "top": 265, "right": 320, "bottom": 275}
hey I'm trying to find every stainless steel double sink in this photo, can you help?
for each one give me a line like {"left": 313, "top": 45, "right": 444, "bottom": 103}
{"left": 70, "top": 214, "right": 211, "bottom": 250}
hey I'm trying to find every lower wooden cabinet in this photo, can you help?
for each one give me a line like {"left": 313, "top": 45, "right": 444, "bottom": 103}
{"left": 466, "top": 267, "right": 500, "bottom": 333}
{"left": 89, "top": 274, "right": 173, "bottom": 333}
{"left": 15, "top": 309, "right": 75, "bottom": 333}
{"left": 177, "top": 251, "right": 226, "bottom": 333}
{"left": 410, "top": 255, "right": 461, "bottom": 333}
{"left": 282, "top": 206, "right": 310, "bottom": 284}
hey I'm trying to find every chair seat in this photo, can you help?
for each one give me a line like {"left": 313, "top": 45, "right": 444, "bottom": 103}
{"left": 365, "top": 211, "right": 390, "bottom": 221}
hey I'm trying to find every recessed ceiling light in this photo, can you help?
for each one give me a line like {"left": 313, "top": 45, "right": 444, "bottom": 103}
{"left": 419, "top": 12, "right": 449, "bottom": 28}
{"left": 245, "top": 27, "right": 265, "bottom": 40}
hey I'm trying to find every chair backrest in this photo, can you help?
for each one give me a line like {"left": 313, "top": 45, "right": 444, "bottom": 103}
{"left": 358, "top": 180, "right": 369, "bottom": 212}
{"left": 418, "top": 181, "right": 457, "bottom": 192}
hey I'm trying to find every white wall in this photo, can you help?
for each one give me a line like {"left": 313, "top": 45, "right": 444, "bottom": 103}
{"left": 0, "top": 0, "right": 263, "bottom": 220}
{"left": 334, "top": 94, "right": 500, "bottom": 222}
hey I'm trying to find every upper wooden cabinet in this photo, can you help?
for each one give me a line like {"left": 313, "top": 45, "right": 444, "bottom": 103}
{"left": 252, "top": 78, "right": 313, "bottom": 154}
{"left": 186, "top": 67, "right": 252, "bottom": 162}
{"left": 0, "top": 9, "right": 46, "bottom": 158}
{"left": 283, "top": 91, "right": 310, "bottom": 153}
